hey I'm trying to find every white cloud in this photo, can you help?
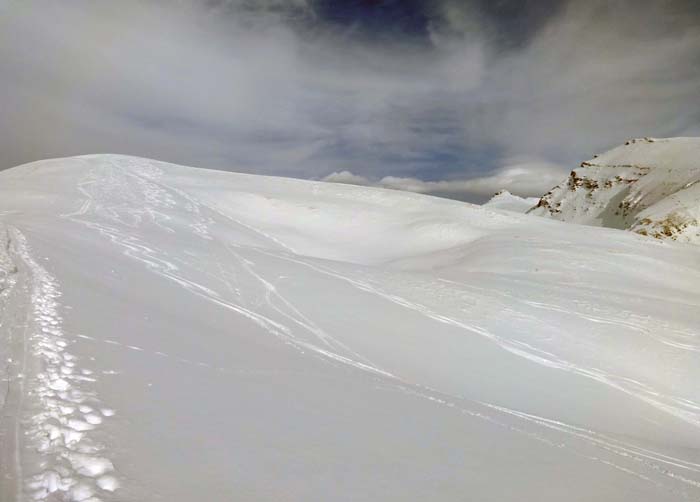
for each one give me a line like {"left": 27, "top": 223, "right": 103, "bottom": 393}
{"left": 1, "top": 0, "right": 699, "bottom": 198}
{"left": 322, "top": 159, "right": 566, "bottom": 203}
{"left": 322, "top": 171, "right": 372, "bottom": 186}
{"left": 0, "top": 0, "right": 485, "bottom": 177}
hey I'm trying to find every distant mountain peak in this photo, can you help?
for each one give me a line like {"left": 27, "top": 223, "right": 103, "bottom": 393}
{"left": 529, "top": 137, "right": 700, "bottom": 243}
{"left": 484, "top": 189, "right": 539, "bottom": 213}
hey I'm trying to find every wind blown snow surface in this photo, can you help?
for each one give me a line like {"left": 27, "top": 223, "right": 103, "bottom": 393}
{"left": 0, "top": 155, "right": 699, "bottom": 501}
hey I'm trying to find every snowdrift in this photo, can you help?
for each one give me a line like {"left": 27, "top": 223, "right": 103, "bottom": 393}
{"left": 0, "top": 154, "right": 699, "bottom": 501}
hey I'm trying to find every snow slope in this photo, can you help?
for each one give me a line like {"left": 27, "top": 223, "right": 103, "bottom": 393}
{"left": 483, "top": 190, "right": 539, "bottom": 213}
{"left": 529, "top": 137, "right": 700, "bottom": 242}
{"left": 0, "top": 154, "right": 699, "bottom": 501}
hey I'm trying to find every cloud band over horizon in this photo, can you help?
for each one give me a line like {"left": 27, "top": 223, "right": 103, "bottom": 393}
{"left": 1, "top": 0, "right": 699, "bottom": 202}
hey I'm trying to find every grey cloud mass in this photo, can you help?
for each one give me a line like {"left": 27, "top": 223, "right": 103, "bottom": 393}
{"left": 1, "top": 0, "right": 699, "bottom": 202}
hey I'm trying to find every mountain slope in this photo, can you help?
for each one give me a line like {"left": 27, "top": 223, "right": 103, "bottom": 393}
{"left": 529, "top": 137, "right": 700, "bottom": 242}
{"left": 0, "top": 155, "right": 699, "bottom": 501}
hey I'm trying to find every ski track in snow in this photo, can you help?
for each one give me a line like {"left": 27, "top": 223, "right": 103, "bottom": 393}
{"left": 244, "top": 247, "right": 700, "bottom": 494}
{"left": 392, "top": 383, "right": 700, "bottom": 498}
{"left": 253, "top": 247, "right": 700, "bottom": 428}
{"left": 48, "top": 158, "right": 700, "bottom": 497}
{"left": 64, "top": 159, "right": 386, "bottom": 376}
{"left": 127, "top": 159, "right": 700, "bottom": 429}
{"left": 9, "top": 228, "right": 119, "bottom": 502}
{"left": 0, "top": 227, "right": 22, "bottom": 500}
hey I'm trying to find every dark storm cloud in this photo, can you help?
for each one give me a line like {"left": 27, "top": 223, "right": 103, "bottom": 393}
{"left": 1, "top": 0, "right": 699, "bottom": 202}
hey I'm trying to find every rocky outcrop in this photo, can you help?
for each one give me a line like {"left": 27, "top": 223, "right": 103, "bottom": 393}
{"left": 529, "top": 137, "right": 700, "bottom": 243}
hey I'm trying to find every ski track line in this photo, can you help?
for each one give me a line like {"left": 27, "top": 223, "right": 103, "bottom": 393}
{"left": 215, "top": 245, "right": 700, "bottom": 494}
{"left": 64, "top": 162, "right": 383, "bottom": 374}
{"left": 140, "top": 165, "right": 393, "bottom": 372}
{"left": 253, "top": 246, "right": 700, "bottom": 428}
{"left": 69, "top": 332, "right": 331, "bottom": 378}
{"left": 9, "top": 227, "right": 120, "bottom": 502}
{"left": 0, "top": 226, "right": 23, "bottom": 501}
{"left": 481, "top": 403, "right": 700, "bottom": 479}
{"left": 125, "top": 162, "right": 700, "bottom": 491}
{"left": 224, "top": 243, "right": 375, "bottom": 366}
{"left": 435, "top": 275, "right": 699, "bottom": 355}
{"left": 55, "top": 160, "right": 700, "bottom": 497}
{"left": 387, "top": 380, "right": 700, "bottom": 499}
{"left": 123, "top": 163, "right": 397, "bottom": 368}
{"left": 136, "top": 163, "right": 700, "bottom": 496}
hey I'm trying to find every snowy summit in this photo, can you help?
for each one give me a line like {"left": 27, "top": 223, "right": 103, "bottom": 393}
{"left": 483, "top": 190, "right": 539, "bottom": 213}
{"left": 530, "top": 137, "right": 700, "bottom": 242}
{"left": 0, "top": 154, "right": 699, "bottom": 501}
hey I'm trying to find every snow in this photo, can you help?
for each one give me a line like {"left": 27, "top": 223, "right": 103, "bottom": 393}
{"left": 0, "top": 154, "right": 699, "bottom": 501}
{"left": 483, "top": 190, "right": 539, "bottom": 213}
{"left": 529, "top": 137, "right": 700, "bottom": 242}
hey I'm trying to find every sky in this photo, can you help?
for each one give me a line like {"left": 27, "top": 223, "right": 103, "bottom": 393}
{"left": 1, "top": 0, "right": 699, "bottom": 202}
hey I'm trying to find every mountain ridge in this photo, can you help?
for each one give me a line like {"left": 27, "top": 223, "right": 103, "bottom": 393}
{"left": 528, "top": 137, "right": 700, "bottom": 242}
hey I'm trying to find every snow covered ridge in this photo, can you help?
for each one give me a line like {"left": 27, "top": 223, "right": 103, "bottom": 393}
{"left": 529, "top": 137, "right": 700, "bottom": 242}
{"left": 0, "top": 154, "right": 700, "bottom": 500}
